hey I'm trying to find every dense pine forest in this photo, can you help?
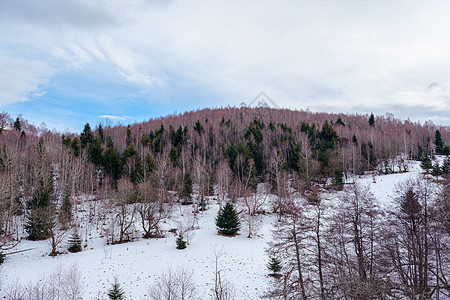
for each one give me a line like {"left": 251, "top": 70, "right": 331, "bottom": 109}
{"left": 0, "top": 107, "right": 449, "bottom": 299}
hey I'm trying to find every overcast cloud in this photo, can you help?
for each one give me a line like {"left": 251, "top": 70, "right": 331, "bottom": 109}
{"left": 1, "top": 0, "right": 449, "bottom": 130}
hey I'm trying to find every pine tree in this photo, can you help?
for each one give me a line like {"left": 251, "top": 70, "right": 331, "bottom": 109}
{"left": 0, "top": 245, "right": 6, "bottom": 265}
{"left": 13, "top": 117, "right": 21, "bottom": 131}
{"left": 181, "top": 173, "right": 193, "bottom": 205}
{"left": 176, "top": 235, "right": 187, "bottom": 250}
{"left": 431, "top": 162, "right": 442, "bottom": 179}
{"left": 80, "top": 123, "right": 93, "bottom": 148}
{"left": 216, "top": 202, "right": 240, "bottom": 236}
{"left": 67, "top": 232, "right": 82, "bottom": 253}
{"left": 368, "top": 113, "right": 375, "bottom": 127}
{"left": 442, "top": 158, "right": 450, "bottom": 174}
{"left": 267, "top": 257, "right": 282, "bottom": 274}
{"left": 435, "top": 130, "right": 444, "bottom": 154}
{"left": 107, "top": 278, "right": 125, "bottom": 300}
{"left": 25, "top": 209, "right": 53, "bottom": 240}
{"left": 420, "top": 155, "right": 433, "bottom": 174}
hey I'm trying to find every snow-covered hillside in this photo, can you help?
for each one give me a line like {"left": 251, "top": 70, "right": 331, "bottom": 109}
{"left": 0, "top": 160, "right": 442, "bottom": 299}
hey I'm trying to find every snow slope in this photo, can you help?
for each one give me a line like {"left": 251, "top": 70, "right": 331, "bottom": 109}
{"left": 0, "top": 160, "right": 431, "bottom": 299}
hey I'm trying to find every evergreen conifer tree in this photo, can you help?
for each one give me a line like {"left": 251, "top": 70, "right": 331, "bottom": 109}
{"left": 181, "top": 173, "right": 193, "bottom": 205}
{"left": 420, "top": 155, "right": 433, "bottom": 174}
{"left": 267, "top": 257, "right": 282, "bottom": 275}
{"left": 68, "top": 232, "right": 82, "bottom": 253}
{"left": 0, "top": 245, "right": 6, "bottom": 265}
{"left": 442, "top": 158, "right": 450, "bottom": 174}
{"left": 216, "top": 202, "right": 240, "bottom": 236}
{"left": 435, "top": 130, "right": 444, "bottom": 155}
{"left": 368, "top": 113, "right": 375, "bottom": 126}
{"left": 107, "top": 278, "right": 125, "bottom": 300}
{"left": 431, "top": 162, "right": 442, "bottom": 179}
{"left": 25, "top": 209, "right": 53, "bottom": 240}
{"left": 176, "top": 235, "right": 187, "bottom": 250}
{"left": 13, "top": 117, "right": 21, "bottom": 131}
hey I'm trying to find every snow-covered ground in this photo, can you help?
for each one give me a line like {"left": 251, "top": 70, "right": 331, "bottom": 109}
{"left": 1, "top": 200, "right": 274, "bottom": 299}
{"left": 0, "top": 159, "right": 435, "bottom": 299}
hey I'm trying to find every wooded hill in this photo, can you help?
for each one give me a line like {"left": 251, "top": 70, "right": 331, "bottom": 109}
{"left": 0, "top": 106, "right": 449, "bottom": 222}
{"left": 1, "top": 107, "right": 450, "bottom": 298}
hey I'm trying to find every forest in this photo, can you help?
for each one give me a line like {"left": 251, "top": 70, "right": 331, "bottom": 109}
{"left": 0, "top": 107, "right": 449, "bottom": 299}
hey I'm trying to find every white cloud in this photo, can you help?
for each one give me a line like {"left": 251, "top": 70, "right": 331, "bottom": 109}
{"left": 99, "top": 115, "right": 132, "bottom": 121}
{"left": 1, "top": 0, "right": 450, "bottom": 124}
{"left": 0, "top": 53, "right": 54, "bottom": 105}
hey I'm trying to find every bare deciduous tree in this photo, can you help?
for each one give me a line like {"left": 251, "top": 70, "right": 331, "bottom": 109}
{"left": 147, "top": 267, "right": 198, "bottom": 300}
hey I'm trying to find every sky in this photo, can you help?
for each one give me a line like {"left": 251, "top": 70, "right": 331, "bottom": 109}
{"left": 1, "top": 0, "right": 450, "bottom": 132}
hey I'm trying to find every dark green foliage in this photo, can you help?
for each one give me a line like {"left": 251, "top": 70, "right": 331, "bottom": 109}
{"left": 62, "top": 135, "right": 71, "bottom": 148}
{"left": 443, "top": 145, "right": 450, "bottom": 156}
{"left": 176, "top": 235, "right": 187, "bottom": 250}
{"left": 80, "top": 123, "right": 93, "bottom": 148}
{"left": 68, "top": 232, "right": 82, "bottom": 253}
{"left": 420, "top": 155, "right": 433, "bottom": 173}
{"left": 70, "top": 137, "right": 81, "bottom": 157}
{"left": 417, "top": 144, "right": 425, "bottom": 160}
{"left": 37, "top": 137, "right": 46, "bottom": 157}
{"left": 333, "top": 169, "right": 344, "bottom": 190}
{"left": 129, "top": 156, "right": 144, "bottom": 184}
{"left": 0, "top": 245, "right": 5, "bottom": 265}
{"left": 442, "top": 158, "right": 450, "bottom": 174}
{"left": 88, "top": 137, "right": 103, "bottom": 165}
{"left": 122, "top": 143, "right": 138, "bottom": 161}
{"left": 361, "top": 141, "right": 377, "bottom": 168}
{"left": 170, "top": 125, "right": 187, "bottom": 148}
{"left": 13, "top": 117, "right": 21, "bottom": 131}
{"left": 97, "top": 123, "right": 105, "bottom": 143}
{"left": 435, "top": 130, "right": 444, "bottom": 155}
{"left": 193, "top": 120, "right": 204, "bottom": 135}
{"left": 216, "top": 202, "right": 240, "bottom": 236}
{"left": 335, "top": 116, "right": 345, "bottom": 126}
{"left": 25, "top": 209, "right": 53, "bottom": 240}
{"left": 107, "top": 278, "right": 125, "bottom": 300}
{"left": 150, "top": 124, "right": 165, "bottom": 153}
{"left": 60, "top": 189, "right": 72, "bottom": 223}
{"left": 268, "top": 121, "right": 275, "bottom": 131}
{"left": 287, "top": 141, "right": 302, "bottom": 171}
{"left": 28, "top": 179, "right": 51, "bottom": 209}
{"left": 431, "top": 162, "right": 442, "bottom": 178}
{"left": 144, "top": 153, "right": 157, "bottom": 175}
{"left": 169, "top": 145, "right": 178, "bottom": 167}
{"left": 122, "top": 143, "right": 142, "bottom": 183}
{"left": 301, "top": 121, "right": 318, "bottom": 144}
{"left": 245, "top": 118, "right": 265, "bottom": 144}
{"left": 267, "top": 257, "right": 282, "bottom": 274}
{"left": 400, "top": 188, "right": 421, "bottom": 218}
{"left": 126, "top": 125, "right": 132, "bottom": 146}
{"left": 369, "top": 113, "right": 375, "bottom": 127}
{"left": 103, "top": 138, "right": 123, "bottom": 182}
{"left": 352, "top": 134, "right": 358, "bottom": 145}
{"left": 318, "top": 121, "right": 339, "bottom": 150}
{"left": 181, "top": 173, "right": 193, "bottom": 204}
{"left": 246, "top": 140, "right": 264, "bottom": 177}
{"left": 316, "top": 121, "right": 340, "bottom": 175}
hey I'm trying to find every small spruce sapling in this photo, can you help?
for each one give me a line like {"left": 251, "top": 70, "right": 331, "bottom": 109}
{"left": 68, "top": 232, "right": 82, "bottom": 253}
{"left": 176, "top": 235, "right": 187, "bottom": 250}
{"left": 420, "top": 155, "right": 433, "bottom": 174}
{"left": 267, "top": 257, "right": 282, "bottom": 275}
{"left": 107, "top": 278, "right": 125, "bottom": 300}
{"left": 0, "top": 245, "right": 6, "bottom": 265}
